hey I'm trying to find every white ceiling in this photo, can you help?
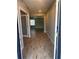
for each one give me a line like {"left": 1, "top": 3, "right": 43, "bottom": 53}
{"left": 23, "top": 0, "right": 55, "bottom": 14}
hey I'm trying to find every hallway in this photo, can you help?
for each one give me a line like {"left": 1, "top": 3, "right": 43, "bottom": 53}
{"left": 17, "top": 0, "right": 56, "bottom": 59}
{"left": 23, "top": 30, "right": 54, "bottom": 59}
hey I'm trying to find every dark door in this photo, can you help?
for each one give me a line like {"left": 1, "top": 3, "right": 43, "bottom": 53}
{"left": 17, "top": 21, "right": 21, "bottom": 59}
{"left": 21, "top": 16, "right": 27, "bottom": 35}
{"left": 55, "top": 0, "right": 61, "bottom": 59}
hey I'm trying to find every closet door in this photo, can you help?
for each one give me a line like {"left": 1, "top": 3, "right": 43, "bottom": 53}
{"left": 21, "top": 16, "right": 27, "bottom": 35}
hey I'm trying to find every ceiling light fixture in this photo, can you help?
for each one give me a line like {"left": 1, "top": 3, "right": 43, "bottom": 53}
{"left": 38, "top": 10, "right": 42, "bottom": 12}
{"left": 38, "top": 0, "right": 43, "bottom": 2}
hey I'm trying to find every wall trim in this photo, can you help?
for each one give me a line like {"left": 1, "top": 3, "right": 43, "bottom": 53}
{"left": 54, "top": 0, "right": 59, "bottom": 59}
{"left": 44, "top": 16, "right": 46, "bottom": 33}
{"left": 19, "top": 6, "right": 29, "bottom": 14}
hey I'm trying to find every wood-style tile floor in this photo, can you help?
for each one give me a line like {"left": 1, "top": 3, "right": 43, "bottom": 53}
{"left": 23, "top": 30, "right": 54, "bottom": 59}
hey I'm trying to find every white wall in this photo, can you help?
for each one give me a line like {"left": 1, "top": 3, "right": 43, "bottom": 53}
{"left": 46, "top": 2, "right": 56, "bottom": 44}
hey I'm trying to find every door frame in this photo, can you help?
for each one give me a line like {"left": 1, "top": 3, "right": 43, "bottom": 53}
{"left": 19, "top": 6, "right": 31, "bottom": 38}
{"left": 17, "top": 6, "right": 31, "bottom": 59}
{"left": 54, "top": 0, "right": 61, "bottom": 59}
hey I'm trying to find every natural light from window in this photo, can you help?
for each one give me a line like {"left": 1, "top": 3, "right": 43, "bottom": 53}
{"left": 30, "top": 19, "right": 35, "bottom": 26}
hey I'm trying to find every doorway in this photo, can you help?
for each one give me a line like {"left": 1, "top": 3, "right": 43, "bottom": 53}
{"left": 30, "top": 16, "right": 44, "bottom": 37}
{"left": 20, "top": 10, "right": 28, "bottom": 37}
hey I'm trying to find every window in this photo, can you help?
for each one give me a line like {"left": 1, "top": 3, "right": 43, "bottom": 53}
{"left": 30, "top": 19, "right": 35, "bottom": 26}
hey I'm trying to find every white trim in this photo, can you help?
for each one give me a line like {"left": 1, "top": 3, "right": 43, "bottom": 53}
{"left": 19, "top": 6, "right": 29, "bottom": 14}
{"left": 19, "top": 6, "right": 31, "bottom": 38}
{"left": 54, "top": 0, "right": 59, "bottom": 59}
{"left": 44, "top": 16, "right": 46, "bottom": 33}
{"left": 27, "top": 14, "right": 31, "bottom": 38}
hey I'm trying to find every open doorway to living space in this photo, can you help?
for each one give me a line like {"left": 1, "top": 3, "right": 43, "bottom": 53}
{"left": 17, "top": 0, "right": 61, "bottom": 59}
{"left": 30, "top": 16, "right": 44, "bottom": 37}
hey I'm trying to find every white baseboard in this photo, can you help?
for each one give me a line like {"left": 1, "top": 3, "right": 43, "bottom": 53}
{"left": 47, "top": 33, "right": 54, "bottom": 45}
